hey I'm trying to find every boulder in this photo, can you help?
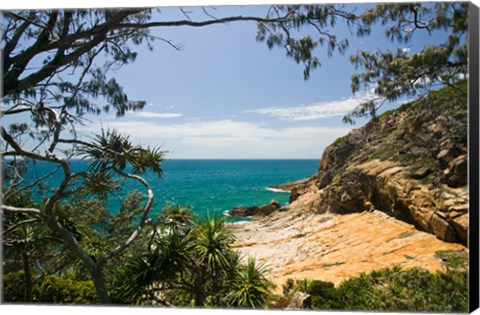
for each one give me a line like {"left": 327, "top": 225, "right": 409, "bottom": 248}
{"left": 450, "top": 213, "right": 469, "bottom": 243}
{"left": 443, "top": 155, "right": 467, "bottom": 187}
{"left": 259, "top": 199, "right": 281, "bottom": 216}
{"left": 430, "top": 212, "right": 458, "bottom": 243}
{"left": 410, "top": 166, "right": 432, "bottom": 180}
{"left": 437, "top": 146, "right": 463, "bottom": 168}
{"left": 228, "top": 200, "right": 281, "bottom": 217}
{"left": 289, "top": 187, "right": 300, "bottom": 203}
{"left": 286, "top": 292, "right": 312, "bottom": 310}
{"left": 228, "top": 206, "right": 260, "bottom": 217}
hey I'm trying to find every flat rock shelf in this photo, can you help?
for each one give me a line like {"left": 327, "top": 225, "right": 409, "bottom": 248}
{"left": 229, "top": 206, "right": 467, "bottom": 294}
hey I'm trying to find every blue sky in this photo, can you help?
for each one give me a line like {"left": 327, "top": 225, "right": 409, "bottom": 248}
{"left": 2, "top": 1, "right": 457, "bottom": 159}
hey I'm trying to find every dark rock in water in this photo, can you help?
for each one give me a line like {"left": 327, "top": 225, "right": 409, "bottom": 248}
{"left": 286, "top": 292, "right": 311, "bottom": 310}
{"left": 228, "top": 206, "right": 260, "bottom": 217}
{"left": 259, "top": 199, "right": 281, "bottom": 216}
{"left": 228, "top": 199, "right": 281, "bottom": 217}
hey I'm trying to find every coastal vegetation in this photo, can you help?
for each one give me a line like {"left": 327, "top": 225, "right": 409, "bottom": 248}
{"left": 1, "top": 2, "right": 471, "bottom": 311}
{"left": 278, "top": 263, "right": 467, "bottom": 312}
{"left": 4, "top": 243, "right": 468, "bottom": 312}
{"left": 4, "top": 202, "right": 275, "bottom": 307}
{"left": 274, "top": 250, "right": 468, "bottom": 311}
{"left": 110, "top": 205, "right": 275, "bottom": 307}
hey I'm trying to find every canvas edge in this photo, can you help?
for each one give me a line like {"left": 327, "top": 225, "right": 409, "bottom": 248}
{"left": 468, "top": 1, "right": 480, "bottom": 313}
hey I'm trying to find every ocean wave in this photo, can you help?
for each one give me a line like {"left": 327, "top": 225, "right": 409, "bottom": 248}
{"left": 265, "top": 187, "right": 289, "bottom": 193}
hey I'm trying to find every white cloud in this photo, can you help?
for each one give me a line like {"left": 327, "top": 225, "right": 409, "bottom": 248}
{"left": 401, "top": 47, "right": 411, "bottom": 54}
{"left": 245, "top": 90, "right": 376, "bottom": 121}
{"left": 131, "top": 111, "right": 182, "bottom": 119}
{"left": 80, "top": 119, "right": 353, "bottom": 159}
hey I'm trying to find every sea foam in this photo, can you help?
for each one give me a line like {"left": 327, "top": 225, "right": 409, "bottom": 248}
{"left": 265, "top": 187, "right": 289, "bottom": 193}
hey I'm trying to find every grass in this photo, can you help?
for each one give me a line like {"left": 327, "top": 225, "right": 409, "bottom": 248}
{"left": 369, "top": 143, "right": 403, "bottom": 161}
{"left": 332, "top": 135, "right": 348, "bottom": 146}
{"left": 435, "top": 250, "right": 468, "bottom": 270}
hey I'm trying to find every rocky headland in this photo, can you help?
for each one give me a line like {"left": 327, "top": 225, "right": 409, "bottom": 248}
{"left": 229, "top": 82, "right": 469, "bottom": 292}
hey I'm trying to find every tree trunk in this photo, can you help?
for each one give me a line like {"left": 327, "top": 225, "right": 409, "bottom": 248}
{"left": 194, "top": 290, "right": 205, "bottom": 307}
{"left": 42, "top": 207, "right": 112, "bottom": 304}
{"left": 90, "top": 267, "right": 111, "bottom": 304}
{"left": 22, "top": 249, "right": 33, "bottom": 302}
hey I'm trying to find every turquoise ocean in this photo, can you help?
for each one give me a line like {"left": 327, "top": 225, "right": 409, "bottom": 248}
{"left": 23, "top": 159, "right": 318, "bottom": 220}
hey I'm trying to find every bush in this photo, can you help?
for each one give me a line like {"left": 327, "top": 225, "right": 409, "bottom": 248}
{"left": 307, "top": 280, "right": 340, "bottom": 309}
{"left": 3, "top": 271, "right": 99, "bottom": 304}
{"left": 281, "top": 266, "right": 468, "bottom": 312}
{"left": 283, "top": 278, "right": 340, "bottom": 309}
{"left": 336, "top": 266, "right": 468, "bottom": 312}
{"left": 2, "top": 271, "right": 27, "bottom": 302}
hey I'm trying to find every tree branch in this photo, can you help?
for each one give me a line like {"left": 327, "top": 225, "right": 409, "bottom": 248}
{"left": 116, "top": 14, "right": 291, "bottom": 29}
{"left": 2, "top": 11, "right": 37, "bottom": 69}
{"left": 97, "top": 167, "right": 155, "bottom": 267}
{"left": 4, "top": 165, "right": 62, "bottom": 199}
{"left": 3, "top": 218, "right": 39, "bottom": 234}
{"left": 1, "top": 205, "right": 42, "bottom": 217}
{"left": 1, "top": 127, "right": 61, "bottom": 164}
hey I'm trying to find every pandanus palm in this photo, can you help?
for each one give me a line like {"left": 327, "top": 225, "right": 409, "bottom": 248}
{"left": 227, "top": 257, "right": 275, "bottom": 308}
{"left": 194, "top": 215, "right": 235, "bottom": 271}
{"left": 159, "top": 203, "right": 194, "bottom": 227}
{"left": 112, "top": 213, "right": 274, "bottom": 308}
{"left": 111, "top": 226, "right": 193, "bottom": 304}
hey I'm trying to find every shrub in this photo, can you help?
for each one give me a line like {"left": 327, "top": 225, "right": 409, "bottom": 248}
{"left": 2, "top": 271, "right": 27, "bottom": 302}
{"left": 336, "top": 266, "right": 468, "bottom": 312}
{"left": 307, "top": 280, "right": 340, "bottom": 309}
{"left": 280, "top": 266, "right": 468, "bottom": 312}
{"left": 284, "top": 278, "right": 340, "bottom": 309}
{"left": 3, "top": 271, "right": 99, "bottom": 304}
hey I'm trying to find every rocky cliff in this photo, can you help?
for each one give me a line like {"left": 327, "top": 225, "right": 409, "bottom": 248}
{"left": 283, "top": 81, "right": 469, "bottom": 244}
{"left": 230, "top": 82, "right": 469, "bottom": 291}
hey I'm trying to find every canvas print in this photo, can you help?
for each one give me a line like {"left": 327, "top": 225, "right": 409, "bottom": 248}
{"left": 1, "top": 1, "right": 478, "bottom": 312}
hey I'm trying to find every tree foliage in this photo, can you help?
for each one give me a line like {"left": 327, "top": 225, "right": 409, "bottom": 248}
{"left": 3, "top": 270, "right": 99, "bottom": 304}
{"left": 111, "top": 207, "right": 274, "bottom": 308}
{"left": 255, "top": 5, "right": 368, "bottom": 79}
{"left": 344, "top": 2, "right": 468, "bottom": 123}
{"left": 2, "top": 188, "right": 159, "bottom": 301}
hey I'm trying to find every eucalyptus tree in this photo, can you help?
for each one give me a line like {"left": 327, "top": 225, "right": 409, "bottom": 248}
{"left": 1, "top": 5, "right": 364, "bottom": 303}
